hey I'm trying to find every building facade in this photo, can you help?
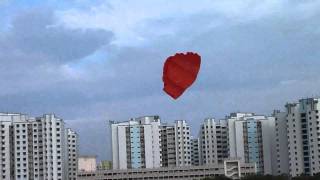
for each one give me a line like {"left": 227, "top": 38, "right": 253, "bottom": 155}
{"left": 227, "top": 113, "right": 276, "bottom": 174}
{"left": 199, "top": 118, "right": 228, "bottom": 166}
{"left": 160, "top": 125, "right": 176, "bottom": 167}
{"left": 111, "top": 116, "right": 161, "bottom": 170}
{"left": 0, "top": 113, "right": 78, "bottom": 180}
{"left": 78, "top": 159, "right": 257, "bottom": 180}
{"left": 174, "top": 120, "right": 191, "bottom": 166}
{"left": 78, "top": 155, "right": 97, "bottom": 172}
{"left": 191, "top": 137, "right": 200, "bottom": 166}
{"left": 274, "top": 110, "right": 289, "bottom": 175}
{"left": 275, "top": 98, "right": 320, "bottom": 177}
{"left": 67, "top": 128, "right": 78, "bottom": 180}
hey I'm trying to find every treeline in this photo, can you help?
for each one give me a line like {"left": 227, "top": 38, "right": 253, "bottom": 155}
{"left": 203, "top": 173, "right": 320, "bottom": 180}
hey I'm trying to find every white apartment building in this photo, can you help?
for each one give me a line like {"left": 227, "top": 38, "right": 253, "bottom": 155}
{"left": 160, "top": 125, "right": 176, "bottom": 167}
{"left": 174, "top": 120, "right": 191, "bottom": 166}
{"left": 227, "top": 113, "right": 276, "bottom": 175}
{"left": 0, "top": 113, "right": 25, "bottom": 179}
{"left": 0, "top": 113, "right": 78, "bottom": 180}
{"left": 111, "top": 116, "right": 162, "bottom": 170}
{"left": 274, "top": 110, "right": 289, "bottom": 175}
{"left": 0, "top": 120, "right": 12, "bottom": 179}
{"left": 68, "top": 128, "right": 78, "bottom": 180}
{"left": 199, "top": 118, "right": 228, "bottom": 166}
{"left": 191, "top": 137, "right": 200, "bottom": 166}
{"left": 275, "top": 98, "right": 320, "bottom": 177}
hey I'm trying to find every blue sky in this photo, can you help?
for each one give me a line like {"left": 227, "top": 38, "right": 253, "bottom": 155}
{"left": 1, "top": 0, "right": 320, "bottom": 160}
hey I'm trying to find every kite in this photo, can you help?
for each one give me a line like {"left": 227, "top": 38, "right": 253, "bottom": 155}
{"left": 162, "top": 52, "right": 201, "bottom": 99}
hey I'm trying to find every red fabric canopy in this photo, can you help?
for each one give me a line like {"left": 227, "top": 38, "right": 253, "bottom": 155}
{"left": 162, "top": 52, "right": 201, "bottom": 99}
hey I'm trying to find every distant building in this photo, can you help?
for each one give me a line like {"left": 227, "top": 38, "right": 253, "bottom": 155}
{"left": 159, "top": 124, "right": 177, "bottom": 167}
{"left": 0, "top": 113, "right": 78, "bottom": 180}
{"left": 174, "top": 120, "right": 191, "bottom": 166}
{"left": 227, "top": 113, "right": 276, "bottom": 174}
{"left": 110, "top": 116, "right": 161, "bottom": 170}
{"left": 78, "top": 155, "right": 97, "bottom": 172}
{"left": 191, "top": 137, "right": 200, "bottom": 166}
{"left": 199, "top": 118, "right": 228, "bottom": 165}
{"left": 78, "top": 159, "right": 256, "bottom": 180}
{"left": 275, "top": 98, "right": 320, "bottom": 177}
{"left": 274, "top": 110, "right": 289, "bottom": 175}
{"left": 68, "top": 129, "right": 78, "bottom": 180}
{"left": 97, "top": 160, "right": 112, "bottom": 170}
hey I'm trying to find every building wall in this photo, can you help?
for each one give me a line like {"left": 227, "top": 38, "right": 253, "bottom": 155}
{"left": 228, "top": 113, "right": 253, "bottom": 158}
{"left": 286, "top": 102, "right": 306, "bottom": 176}
{"left": 78, "top": 160, "right": 257, "bottom": 180}
{"left": 283, "top": 98, "right": 320, "bottom": 176}
{"left": 68, "top": 128, "right": 78, "bottom": 180}
{"left": 41, "top": 114, "right": 67, "bottom": 180}
{"left": 118, "top": 125, "right": 127, "bottom": 169}
{"left": 160, "top": 125, "right": 176, "bottom": 167}
{"left": 78, "top": 156, "right": 97, "bottom": 172}
{"left": 191, "top": 138, "right": 200, "bottom": 166}
{"left": 199, "top": 118, "right": 228, "bottom": 166}
{"left": 234, "top": 120, "right": 245, "bottom": 160}
{"left": 130, "top": 126, "right": 142, "bottom": 169}
{"left": 110, "top": 116, "right": 161, "bottom": 170}
{"left": 273, "top": 98, "right": 320, "bottom": 177}
{"left": 227, "top": 113, "right": 276, "bottom": 175}
{"left": 274, "top": 110, "right": 289, "bottom": 175}
{"left": 0, "top": 113, "right": 77, "bottom": 180}
{"left": 166, "top": 127, "right": 177, "bottom": 167}
{"left": 261, "top": 116, "right": 277, "bottom": 175}
{"left": 174, "top": 120, "right": 191, "bottom": 166}
{"left": 244, "top": 119, "right": 264, "bottom": 173}
{"left": 0, "top": 119, "right": 14, "bottom": 180}
{"left": 13, "top": 121, "right": 31, "bottom": 179}
{"left": 150, "top": 119, "right": 161, "bottom": 168}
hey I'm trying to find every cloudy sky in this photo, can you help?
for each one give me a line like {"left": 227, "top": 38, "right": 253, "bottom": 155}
{"left": 1, "top": 0, "right": 320, "bottom": 160}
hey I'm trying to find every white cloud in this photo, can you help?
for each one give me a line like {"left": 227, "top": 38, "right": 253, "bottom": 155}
{"left": 57, "top": 0, "right": 291, "bottom": 46}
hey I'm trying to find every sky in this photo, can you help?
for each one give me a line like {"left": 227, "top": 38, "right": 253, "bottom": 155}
{"left": 1, "top": 0, "right": 320, "bottom": 160}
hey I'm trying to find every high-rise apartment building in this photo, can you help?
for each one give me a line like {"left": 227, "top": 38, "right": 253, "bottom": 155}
{"left": 111, "top": 116, "right": 161, "bottom": 170}
{"left": 0, "top": 113, "right": 78, "bottom": 180}
{"left": 174, "top": 120, "right": 191, "bottom": 166}
{"left": 111, "top": 117, "right": 195, "bottom": 169}
{"left": 275, "top": 98, "right": 320, "bottom": 177}
{"left": 227, "top": 113, "right": 276, "bottom": 174}
{"left": 274, "top": 110, "right": 289, "bottom": 175}
{"left": 199, "top": 118, "right": 228, "bottom": 165}
{"left": 190, "top": 137, "right": 200, "bottom": 166}
{"left": 0, "top": 119, "right": 12, "bottom": 179}
{"left": 67, "top": 128, "right": 78, "bottom": 180}
{"left": 0, "top": 113, "right": 25, "bottom": 180}
{"left": 160, "top": 124, "right": 176, "bottom": 167}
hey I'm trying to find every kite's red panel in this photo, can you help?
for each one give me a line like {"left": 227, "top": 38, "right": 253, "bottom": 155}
{"left": 162, "top": 52, "right": 201, "bottom": 99}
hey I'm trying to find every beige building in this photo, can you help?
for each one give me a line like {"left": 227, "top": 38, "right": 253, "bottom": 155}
{"left": 78, "top": 155, "right": 97, "bottom": 172}
{"left": 78, "top": 159, "right": 256, "bottom": 180}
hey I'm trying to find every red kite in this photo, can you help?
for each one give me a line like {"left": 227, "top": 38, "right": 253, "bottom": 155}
{"left": 162, "top": 52, "right": 201, "bottom": 99}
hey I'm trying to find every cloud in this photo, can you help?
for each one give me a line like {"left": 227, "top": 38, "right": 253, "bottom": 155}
{"left": 1, "top": 8, "right": 113, "bottom": 64}
{"left": 0, "top": 7, "right": 114, "bottom": 97}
